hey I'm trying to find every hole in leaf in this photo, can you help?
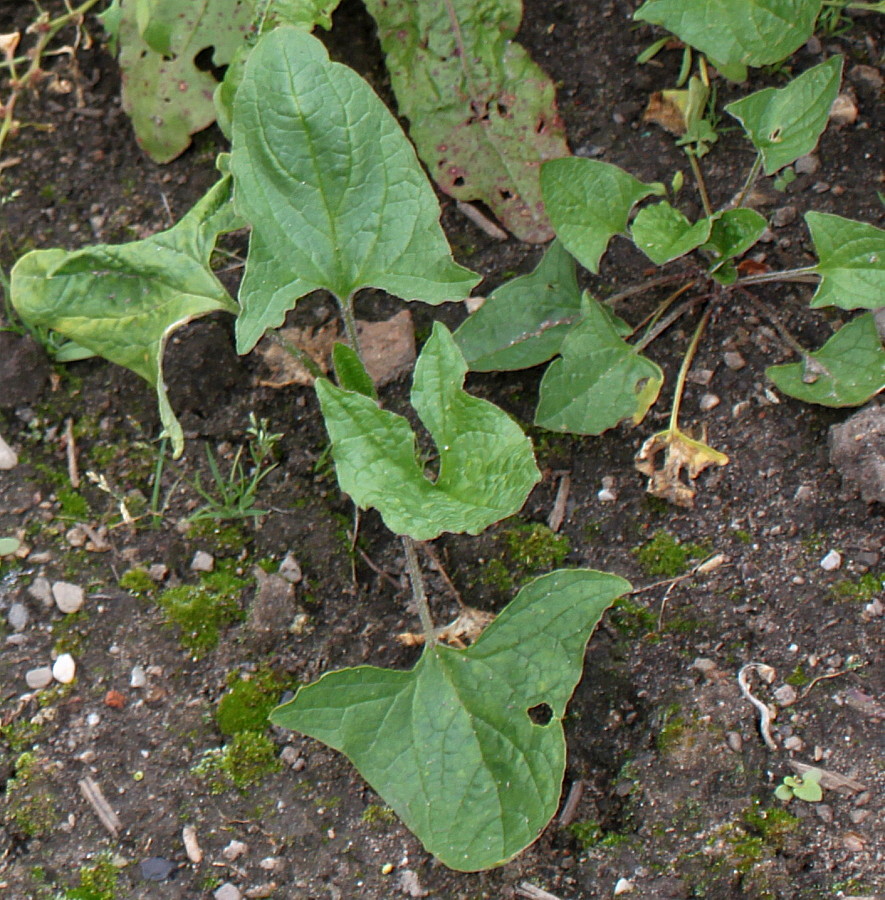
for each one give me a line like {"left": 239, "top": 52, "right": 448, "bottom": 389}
{"left": 527, "top": 703, "right": 553, "bottom": 725}
{"left": 453, "top": 176, "right": 465, "bottom": 187}
{"left": 499, "top": 189, "right": 514, "bottom": 201}
{"left": 193, "top": 46, "right": 227, "bottom": 82}
{"left": 496, "top": 100, "right": 510, "bottom": 116}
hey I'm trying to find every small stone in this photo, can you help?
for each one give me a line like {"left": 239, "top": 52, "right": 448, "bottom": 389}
{"left": 598, "top": 488, "right": 617, "bottom": 502}
{"left": 214, "top": 883, "right": 242, "bottom": 900}
{"left": 259, "top": 857, "right": 283, "bottom": 872}
{"left": 692, "top": 657, "right": 717, "bottom": 677}
{"left": 724, "top": 351, "right": 746, "bottom": 371}
{"left": 191, "top": 550, "right": 214, "bottom": 573}
{"left": 140, "top": 857, "right": 177, "bottom": 882}
{"left": 244, "top": 884, "right": 277, "bottom": 899}
{"left": 699, "top": 393, "right": 720, "bottom": 411}
{"left": 771, "top": 205, "right": 798, "bottom": 228}
{"left": 52, "top": 653, "right": 76, "bottom": 684}
{"left": 66, "top": 526, "right": 87, "bottom": 547}
{"left": 130, "top": 665, "right": 147, "bottom": 688}
{"left": 815, "top": 804, "right": 834, "bottom": 824}
{"left": 726, "top": 732, "right": 743, "bottom": 753}
{"left": 863, "top": 598, "right": 882, "bottom": 618}
{"left": 794, "top": 154, "right": 819, "bottom": 175}
{"left": 849, "top": 64, "right": 883, "bottom": 92}
{"left": 148, "top": 563, "right": 168, "bottom": 582}
{"left": 614, "top": 879, "right": 635, "bottom": 896}
{"left": 280, "top": 745, "right": 301, "bottom": 767}
{"left": 842, "top": 833, "right": 865, "bottom": 853}
{"left": 86, "top": 712, "right": 101, "bottom": 727}
{"left": 0, "top": 434, "right": 18, "bottom": 469}
{"left": 819, "top": 549, "right": 842, "bottom": 572}
{"left": 183, "top": 825, "right": 203, "bottom": 863}
{"left": 828, "top": 92, "right": 858, "bottom": 126}
{"left": 278, "top": 553, "right": 303, "bottom": 584}
{"left": 773, "top": 684, "right": 797, "bottom": 706}
{"left": 26, "top": 666, "right": 53, "bottom": 690}
{"left": 397, "top": 869, "right": 428, "bottom": 898}
{"left": 783, "top": 735, "right": 804, "bottom": 752}
{"left": 52, "top": 581, "right": 85, "bottom": 614}
{"left": 849, "top": 808, "right": 870, "bottom": 825}
{"left": 7, "top": 602, "right": 29, "bottom": 632}
{"left": 28, "top": 577, "right": 54, "bottom": 606}
{"left": 793, "top": 485, "right": 814, "bottom": 503}
{"left": 222, "top": 840, "right": 248, "bottom": 861}
{"left": 687, "top": 368, "right": 714, "bottom": 386}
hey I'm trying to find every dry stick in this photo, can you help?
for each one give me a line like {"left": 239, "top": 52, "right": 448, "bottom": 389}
{"left": 420, "top": 542, "right": 466, "bottom": 609}
{"left": 547, "top": 471, "right": 571, "bottom": 533}
{"left": 632, "top": 283, "right": 701, "bottom": 353}
{"left": 401, "top": 536, "right": 436, "bottom": 647}
{"left": 799, "top": 662, "right": 866, "bottom": 701}
{"left": 604, "top": 273, "right": 689, "bottom": 308}
{"left": 737, "top": 663, "right": 778, "bottom": 751}
{"left": 557, "top": 778, "right": 585, "bottom": 827}
{"left": 516, "top": 884, "right": 568, "bottom": 900}
{"left": 456, "top": 200, "right": 508, "bottom": 240}
{"left": 78, "top": 776, "right": 122, "bottom": 836}
{"left": 64, "top": 417, "right": 79, "bottom": 488}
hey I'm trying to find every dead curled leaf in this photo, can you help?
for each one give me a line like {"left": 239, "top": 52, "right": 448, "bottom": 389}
{"left": 635, "top": 427, "right": 729, "bottom": 507}
{"left": 643, "top": 90, "right": 689, "bottom": 135}
{"left": 0, "top": 32, "right": 20, "bottom": 61}
{"left": 397, "top": 606, "right": 495, "bottom": 649}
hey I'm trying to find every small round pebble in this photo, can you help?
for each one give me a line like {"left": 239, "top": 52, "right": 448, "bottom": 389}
{"left": 140, "top": 857, "right": 177, "bottom": 882}
{"left": 223, "top": 840, "right": 248, "bottom": 861}
{"left": 52, "top": 581, "right": 85, "bottom": 614}
{"left": 819, "top": 549, "right": 842, "bottom": 571}
{"left": 191, "top": 550, "right": 215, "bottom": 572}
{"left": 52, "top": 653, "right": 76, "bottom": 684}
{"left": 26, "top": 666, "right": 53, "bottom": 690}
{"left": 773, "top": 684, "right": 797, "bottom": 706}
{"left": 130, "top": 665, "right": 147, "bottom": 688}
{"left": 7, "top": 602, "right": 29, "bottom": 632}
{"left": 214, "top": 883, "right": 242, "bottom": 900}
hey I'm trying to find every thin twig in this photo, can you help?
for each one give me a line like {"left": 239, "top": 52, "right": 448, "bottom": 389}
{"left": 420, "top": 542, "right": 466, "bottom": 609}
{"left": 401, "top": 537, "right": 436, "bottom": 646}
{"left": 64, "top": 417, "right": 79, "bottom": 488}
{"left": 799, "top": 661, "right": 866, "bottom": 701}
{"left": 516, "top": 884, "right": 567, "bottom": 900}
{"left": 633, "top": 286, "right": 702, "bottom": 352}
{"left": 547, "top": 471, "right": 570, "bottom": 533}
{"left": 456, "top": 200, "right": 508, "bottom": 240}
{"left": 557, "top": 779, "right": 585, "bottom": 827}
{"left": 604, "top": 273, "right": 689, "bottom": 308}
{"left": 78, "top": 777, "right": 122, "bottom": 836}
{"left": 737, "top": 663, "right": 778, "bottom": 751}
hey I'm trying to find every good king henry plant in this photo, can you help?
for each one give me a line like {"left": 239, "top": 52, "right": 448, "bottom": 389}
{"left": 11, "top": 27, "right": 630, "bottom": 871}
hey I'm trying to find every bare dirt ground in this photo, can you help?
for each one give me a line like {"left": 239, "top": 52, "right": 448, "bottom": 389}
{"left": 1, "top": 1, "right": 882, "bottom": 898}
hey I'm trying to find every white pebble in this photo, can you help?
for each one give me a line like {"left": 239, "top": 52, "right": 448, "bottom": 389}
{"left": 214, "top": 884, "right": 242, "bottom": 900}
{"left": 614, "top": 878, "right": 635, "bottom": 895}
{"left": 699, "top": 393, "right": 720, "bottom": 411}
{"left": 784, "top": 735, "right": 804, "bottom": 752}
{"left": 7, "top": 602, "right": 29, "bottom": 632}
{"left": 724, "top": 351, "right": 746, "bottom": 370}
{"left": 0, "top": 434, "right": 18, "bottom": 469}
{"left": 598, "top": 488, "right": 617, "bottom": 502}
{"left": 182, "top": 824, "right": 203, "bottom": 863}
{"left": 52, "top": 581, "right": 85, "bottom": 614}
{"left": 191, "top": 550, "right": 215, "bottom": 573}
{"left": 28, "top": 577, "right": 54, "bottom": 606}
{"left": 86, "top": 712, "right": 101, "bottom": 727}
{"left": 26, "top": 666, "right": 54, "bottom": 690}
{"left": 773, "top": 684, "right": 797, "bottom": 706}
{"left": 222, "top": 840, "right": 248, "bottom": 861}
{"left": 819, "top": 550, "right": 842, "bottom": 572}
{"left": 52, "top": 653, "right": 76, "bottom": 684}
{"left": 130, "top": 665, "right": 147, "bottom": 688}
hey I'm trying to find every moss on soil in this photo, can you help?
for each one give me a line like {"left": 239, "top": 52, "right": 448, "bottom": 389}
{"left": 192, "top": 731, "right": 280, "bottom": 794}
{"left": 3, "top": 752, "right": 59, "bottom": 837}
{"left": 633, "top": 530, "right": 709, "bottom": 577}
{"left": 216, "top": 668, "right": 287, "bottom": 736}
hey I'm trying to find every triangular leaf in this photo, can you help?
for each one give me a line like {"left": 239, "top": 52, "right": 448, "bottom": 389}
{"left": 10, "top": 179, "right": 240, "bottom": 457}
{"left": 455, "top": 240, "right": 582, "bottom": 372}
{"left": 332, "top": 343, "right": 377, "bottom": 399}
{"left": 725, "top": 57, "right": 843, "bottom": 175}
{"left": 317, "top": 323, "right": 540, "bottom": 541}
{"left": 766, "top": 313, "right": 885, "bottom": 407}
{"left": 541, "top": 159, "right": 665, "bottom": 273}
{"left": 634, "top": 0, "right": 822, "bottom": 68}
{"left": 631, "top": 201, "right": 713, "bottom": 265}
{"left": 805, "top": 212, "right": 885, "bottom": 310}
{"left": 230, "top": 28, "right": 479, "bottom": 353}
{"left": 535, "top": 295, "right": 663, "bottom": 434}
{"left": 704, "top": 208, "right": 768, "bottom": 263}
{"left": 271, "top": 568, "right": 631, "bottom": 871}
{"left": 362, "top": 0, "right": 571, "bottom": 243}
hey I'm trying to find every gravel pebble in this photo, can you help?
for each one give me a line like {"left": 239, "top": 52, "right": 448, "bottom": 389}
{"left": 771, "top": 205, "right": 798, "bottom": 228}
{"left": 52, "top": 581, "right": 85, "bottom": 614}
{"left": 26, "top": 666, "right": 54, "bottom": 689}
{"left": 726, "top": 732, "right": 743, "bottom": 752}
{"left": 52, "top": 653, "right": 77, "bottom": 684}
{"left": 191, "top": 550, "right": 215, "bottom": 572}
{"left": 0, "top": 434, "right": 18, "bottom": 469}
{"left": 699, "top": 393, "right": 720, "bottom": 411}
{"left": 130, "top": 665, "right": 147, "bottom": 688}
{"left": 214, "top": 884, "right": 242, "bottom": 900}
{"left": 223, "top": 840, "right": 248, "bottom": 861}
{"left": 773, "top": 684, "right": 797, "bottom": 706}
{"left": 614, "top": 879, "right": 635, "bottom": 895}
{"left": 783, "top": 735, "right": 804, "bottom": 752}
{"left": 7, "top": 602, "right": 29, "bottom": 632}
{"left": 724, "top": 351, "right": 746, "bottom": 371}
{"left": 819, "top": 550, "right": 842, "bottom": 571}
{"left": 28, "top": 577, "right": 54, "bottom": 606}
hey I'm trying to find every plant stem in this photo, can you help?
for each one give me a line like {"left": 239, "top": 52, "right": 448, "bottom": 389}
{"left": 604, "top": 273, "right": 689, "bottom": 308}
{"left": 687, "top": 151, "right": 712, "bottom": 218}
{"left": 736, "top": 288, "right": 814, "bottom": 359}
{"left": 668, "top": 304, "right": 713, "bottom": 432}
{"left": 736, "top": 266, "right": 820, "bottom": 286}
{"left": 266, "top": 330, "right": 324, "bottom": 379}
{"left": 338, "top": 292, "right": 362, "bottom": 358}
{"left": 633, "top": 281, "right": 698, "bottom": 352}
{"left": 401, "top": 536, "right": 436, "bottom": 647}
{"left": 733, "top": 153, "right": 763, "bottom": 209}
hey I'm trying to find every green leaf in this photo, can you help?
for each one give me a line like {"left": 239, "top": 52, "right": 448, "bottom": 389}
{"left": 118, "top": 0, "right": 255, "bottom": 163}
{"left": 361, "top": 0, "right": 571, "bottom": 243}
{"left": 774, "top": 783, "right": 795, "bottom": 802}
{"left": 767, "top": 314, "right": 885, "bottom": 407}
{"left": 230, "top": 28, "right": 479, "bottom": 354}
{"left": 535, "top": 295, "right": 664, "bottom": 434}
{"left": 806, "top": 212, "right": 885, "bottom": 310}
{"left": 705, "top": 208, "right": 768, "bottom": 263}
{"left": 271, "top": 568, "right": 630, "bottom": 870}
{"left": 332, "top": 343, "right": 377, "bottom": 400}
{"left": 725, "top": 57, "right": 843, "bottom": 175}
{"left": 634, "top": 0, "right": 822, "bottom": 67}
{"left": 316, "top": 322, "right": 540, "bottom": 541}
{"left": 785, "top": 771, "right": 823, "bottom": 802}
{"left": 0, "top": 538, "right": 21, "bottom": 557}
{"left": 97, "top": 0, "right": 123, "bottom": 55}
{"left": 10, "top": 179, "right": 240, "bottom": 457}
{"left": 631, "top": 201, "right": 712, "bottom": 265}
{"left": 259, "top": 0, "right": 341, "bottom": 29}
{"left": 454, "top": 240, "right": 582, "bottom": 372}
{"left": 541, "top": 159, "right": 665, "bottom": 273}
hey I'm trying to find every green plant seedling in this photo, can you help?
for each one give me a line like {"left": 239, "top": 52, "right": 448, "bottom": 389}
{"left": 272, "top": 569, "right": 630, "bottom": 871}
{"left": 0, "top": 537, "right": 20, "bottom": 556}
{"left": 775, "top": 769, "right": 823, "bottom": 802}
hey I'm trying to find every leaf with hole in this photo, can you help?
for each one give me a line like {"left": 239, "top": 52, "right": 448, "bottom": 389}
{"left": 361, "top": 0, "right": 571, "bottom": 242}
{"left": 455, "top": 240, "right": 582, "bottom": 372}
{"left": 535, "top": 295, "right": 664, "bottom": 435}
{"left": 541, "top": 159, "right": 665, "bottom": 273}
{"left": 10, "top": 178, "right": 240, "bottom": 457}
{"left": 725, "top": 57, "right": 843, "bottom": 175}
{"left": 631, "top": 201, "right": 712, "bottom": 265}
{"left": 271, "top": 568, "right": 630, "bottom": 870}
{"left": 634, "top": 0, "right": 822, "bottom": 68}
{"left": 230, "top": 27, "right": 479, "bottom": 353}
{"left": 705, "top": 208, "right": 768, "bottom": 262}
{"left": 805, "top": 212, "right": 885, "bottom": 310}
{"left": 317, "top": 323, "right": 539, "bottom": 541}
{"left": 766, "top": 314, "right": 885, "bottom": 407}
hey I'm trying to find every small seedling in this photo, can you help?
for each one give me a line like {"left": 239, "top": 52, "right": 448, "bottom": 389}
{"left": 775, "top": 769, "right": 823, "bottom": 802}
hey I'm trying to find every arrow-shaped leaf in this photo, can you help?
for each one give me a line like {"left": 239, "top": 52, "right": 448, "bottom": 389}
{"left": 805, "top": 212, "right": 885, "bottom": 310}
{"left": 766, "top": 313, "right": 885, "bottom": 407}
{"left": 271, "top": 568, "right": 630, "bottom": 871}
{"left": 317, "top": 323, "right": 540, "bottom": 541}
{"left": 230, "top": 27, "right": 479, "bottom": 353}
{"left": 634, "top": 0, "right": 822, "bottom": 68}
{"left": 535, "top": 295, "right": 664, "bottom": 434}
{"left": 10, "top": 178, "right": 240, "bottom": 457}
{"left": 725, "top": 57, "right": 843, "bottom": 175}
{"left": 541, "top": 159, "right": 665, "bottom": 273}
{"left": 631, "top": 201, "right": 713, "bottom": 265}
{"left": 455, "top": 240, "right": 582, "bottom": 372}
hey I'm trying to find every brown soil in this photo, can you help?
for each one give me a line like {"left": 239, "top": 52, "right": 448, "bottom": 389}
{"left": 1, "top": 2, "right": 882, "bottom": 899}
